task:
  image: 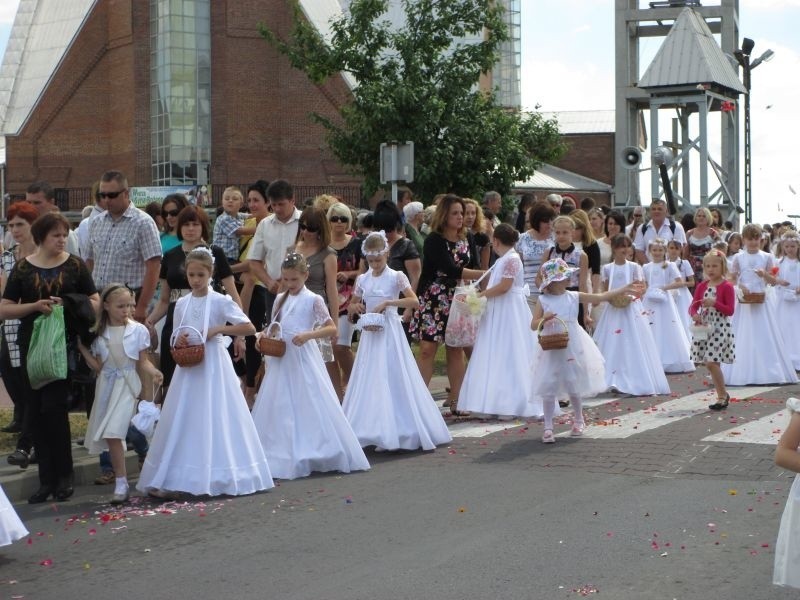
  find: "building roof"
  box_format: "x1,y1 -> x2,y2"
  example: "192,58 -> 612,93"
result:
515,163 -> 612,193
638,7 -> 746,95
538,110 -> 616,135
0,0 -> 96,136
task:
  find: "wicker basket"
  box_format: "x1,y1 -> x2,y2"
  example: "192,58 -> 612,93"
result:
740,291 -> 765,304
609,294 -> 633,309
538,317 -> 569,351
170,326 -> 205,367
258,322 -> 286,357
359,312 -> 385,332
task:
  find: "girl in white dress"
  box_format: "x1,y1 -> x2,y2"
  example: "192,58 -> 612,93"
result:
138,248 -> 273,498
531,258 -> 643,443
642,239 -> 694,373
667,239 -> 694,334
772,232 -> 800,370
0,484 -> 27,546
344,232 -> 451,450
774,396 -> 800,589
721,224 -> 797,385
592,234 -> 670,396
252,252 -> 369,479
458,225 -> 542,418
79,285 -> 163,504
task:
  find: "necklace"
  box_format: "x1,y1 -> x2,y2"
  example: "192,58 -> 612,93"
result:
189,294 -> 206,321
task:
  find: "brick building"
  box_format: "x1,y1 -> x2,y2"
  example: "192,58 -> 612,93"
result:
0,0 -> 360,203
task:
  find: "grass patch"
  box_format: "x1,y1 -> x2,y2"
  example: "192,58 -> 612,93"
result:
0,408 -> 88,454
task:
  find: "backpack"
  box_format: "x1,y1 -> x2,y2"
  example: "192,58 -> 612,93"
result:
640,218 -> 676,237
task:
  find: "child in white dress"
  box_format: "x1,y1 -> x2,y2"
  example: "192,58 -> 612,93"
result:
458,224 -> 543,418
252,252 -> 370,479
79,285 -> 163,504
774,396 -> 800,589
0,484 -> 27,546
667,239 -> 694,334
138,248 -> 273,498
722,224 -> 797,385
772,232 -> 800,370
343,232 -> 451,450
642,239 -> 694,373
531,258 -> 643,443
592,234 -> 670,396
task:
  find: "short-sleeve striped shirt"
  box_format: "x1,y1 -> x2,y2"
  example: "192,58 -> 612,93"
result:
0,247 -> 21,367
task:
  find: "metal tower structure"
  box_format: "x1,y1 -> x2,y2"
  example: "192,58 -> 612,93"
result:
614,0 -> 741,217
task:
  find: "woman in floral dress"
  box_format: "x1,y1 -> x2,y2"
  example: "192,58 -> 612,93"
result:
409,195 -> 484,415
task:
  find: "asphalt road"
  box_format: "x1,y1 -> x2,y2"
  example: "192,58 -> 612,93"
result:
1,370 -> 798,600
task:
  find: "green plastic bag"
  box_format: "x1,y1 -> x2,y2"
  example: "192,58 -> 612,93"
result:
26,305 -> 68,390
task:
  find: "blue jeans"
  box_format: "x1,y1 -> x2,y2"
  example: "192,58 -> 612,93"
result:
99,425 -> 148,473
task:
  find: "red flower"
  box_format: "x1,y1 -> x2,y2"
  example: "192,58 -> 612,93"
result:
770,266 -> 780,276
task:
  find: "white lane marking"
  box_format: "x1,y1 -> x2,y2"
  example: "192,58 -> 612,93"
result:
702,409 -> 789,445
558,387 -> 779,439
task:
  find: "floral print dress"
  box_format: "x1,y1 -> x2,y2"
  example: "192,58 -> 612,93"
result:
410,237 -> 473,344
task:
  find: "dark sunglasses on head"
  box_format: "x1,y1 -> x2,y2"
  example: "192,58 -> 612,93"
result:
299,223 -> 319,233
99,190 -> 126,199
163,209 -> 180,217
329,216 -> 349,224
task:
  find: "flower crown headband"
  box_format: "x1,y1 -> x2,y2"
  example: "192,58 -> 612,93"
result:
361,230 -> 389,257
187,246 -> 215,265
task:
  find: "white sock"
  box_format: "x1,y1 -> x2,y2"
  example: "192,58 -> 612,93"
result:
571,395 -> 584,426
114,477 -> 128,495
543,397 -> 555,431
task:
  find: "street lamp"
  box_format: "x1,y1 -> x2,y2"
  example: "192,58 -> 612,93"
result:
735,38 -> 775,224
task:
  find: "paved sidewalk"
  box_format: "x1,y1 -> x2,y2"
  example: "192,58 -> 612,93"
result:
0,375 -> 452,503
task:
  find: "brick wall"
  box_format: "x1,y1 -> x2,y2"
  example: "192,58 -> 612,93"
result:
556,133 -> 614,186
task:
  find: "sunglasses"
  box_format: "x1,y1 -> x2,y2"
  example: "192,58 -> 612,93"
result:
329,216 -> 349,224
299,223 -> 319,233
99,190 -> 126,199
163,209 -> 180,217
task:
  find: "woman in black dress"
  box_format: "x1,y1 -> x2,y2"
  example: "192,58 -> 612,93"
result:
409,195 -> 484,414
146,206 -> 240,390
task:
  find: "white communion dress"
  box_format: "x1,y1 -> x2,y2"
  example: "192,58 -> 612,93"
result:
771,257 -> 800,370
531,291 -> 606,400
641,261 -> 694,373
592,261 -> 670,396
669,258 -> 694,335
774,397 -> 800,589
137,291 -> 274,496
0,484 -> 27,547
721,251 -> 797,385
343,267 -> 451,450
85,322 -> 150,455
251,287 -> 370,480
458,249 -> 543,417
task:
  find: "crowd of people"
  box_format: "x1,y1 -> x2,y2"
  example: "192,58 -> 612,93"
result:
0,178 -> 799,589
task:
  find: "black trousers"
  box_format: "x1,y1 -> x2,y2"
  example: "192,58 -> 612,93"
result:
28,377 -> 73,487
0,351 -> 34,453
245,287 -> 275,387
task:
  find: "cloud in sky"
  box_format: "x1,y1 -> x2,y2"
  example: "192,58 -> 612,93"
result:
742,0 -> 800,9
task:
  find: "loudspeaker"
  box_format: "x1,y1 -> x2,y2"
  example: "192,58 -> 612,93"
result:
620,146 -> 642,170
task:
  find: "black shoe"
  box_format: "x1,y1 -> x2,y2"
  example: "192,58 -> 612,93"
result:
54,474 -> 74,501
28,486 -> 55,504
558,400 -> 570,408
709,393 -> 730,411
0,421 -> 21,433
7,449 -> 30,469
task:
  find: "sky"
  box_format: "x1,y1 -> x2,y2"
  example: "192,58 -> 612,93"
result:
1,0 -> 798,224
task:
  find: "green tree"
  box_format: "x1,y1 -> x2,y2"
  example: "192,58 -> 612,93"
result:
261,0 -> 565,202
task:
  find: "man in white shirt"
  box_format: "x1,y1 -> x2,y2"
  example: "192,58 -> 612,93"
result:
633,198 -> 687,264
247,179 -> 301,318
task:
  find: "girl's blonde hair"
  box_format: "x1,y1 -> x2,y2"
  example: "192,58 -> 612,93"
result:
462,197 -> 486,235
552,215 -> 575,230
185,247 -> 214,272
648,236 -> 668,253
282,251 -> 309,274
570,209 -> 596,246
778,230 -> 800,258
94,284 -> 134,334
702,249 -> 728,277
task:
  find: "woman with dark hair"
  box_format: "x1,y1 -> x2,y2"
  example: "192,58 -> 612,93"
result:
516,201 -> 556,312
293,207 -> 341,398
146,206 -> 241,389
1,202 -> 40,468
515,194 -> 537,233
599,211 -> 626,267
159,193 -> 190,253
409,194 -> 484,415
0,213 -> 99,503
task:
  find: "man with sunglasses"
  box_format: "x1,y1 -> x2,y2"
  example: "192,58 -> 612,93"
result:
247,179 -> 301,320
84,171 -> 162,323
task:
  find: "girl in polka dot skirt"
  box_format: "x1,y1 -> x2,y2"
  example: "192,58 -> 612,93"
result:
689,250 -> 735,410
